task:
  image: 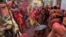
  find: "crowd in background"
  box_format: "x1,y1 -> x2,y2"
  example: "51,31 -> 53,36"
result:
0,0 -> 66,37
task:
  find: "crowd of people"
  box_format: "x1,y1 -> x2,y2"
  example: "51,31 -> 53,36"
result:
0,0 -> 66,37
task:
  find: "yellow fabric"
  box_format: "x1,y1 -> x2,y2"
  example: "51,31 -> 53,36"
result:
5,7 -> 9,13
4,16 -> 19,33
3,7 -> 18,33
30,18 -> 35,26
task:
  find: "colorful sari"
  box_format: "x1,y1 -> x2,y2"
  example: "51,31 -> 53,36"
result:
13,11 -> 26,33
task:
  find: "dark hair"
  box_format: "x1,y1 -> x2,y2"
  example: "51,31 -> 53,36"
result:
53,6 -> 57,9
57,7 -> 60,9
51,7 -> 53,9
56,15 -> 63,22
50,15 -> 63,25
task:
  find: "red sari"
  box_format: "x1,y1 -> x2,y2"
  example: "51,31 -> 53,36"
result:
29,8 -> 39,25
13,11 -> 26,32
33,9 -> 39,22
29,9 -> 39,21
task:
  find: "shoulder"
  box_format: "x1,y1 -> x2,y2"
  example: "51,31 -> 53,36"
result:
52,22 -> 61,30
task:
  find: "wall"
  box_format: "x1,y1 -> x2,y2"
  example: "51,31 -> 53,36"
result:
52,0 -> 57,6
61,0 -> 66,10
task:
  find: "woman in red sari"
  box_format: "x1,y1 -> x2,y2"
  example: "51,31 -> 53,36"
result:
29,8 -> 39,26
12,10 -> 26,33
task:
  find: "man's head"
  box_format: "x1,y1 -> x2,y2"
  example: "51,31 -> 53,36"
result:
53,6 -> 57,9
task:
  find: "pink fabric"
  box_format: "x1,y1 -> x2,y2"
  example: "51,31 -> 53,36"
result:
29,8 -> 39,22
14,12 -> 25,27
1,8 -> 8,16
0,1 -> 12,16
20,33 -> 28,37
22,2 -> 28,12
29,11 -> 35,19
7,1 -> 12,7
29,8 -> 39,18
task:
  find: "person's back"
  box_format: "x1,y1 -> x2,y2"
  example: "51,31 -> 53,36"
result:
47,19 -> 66,37
48,22 -> 66,37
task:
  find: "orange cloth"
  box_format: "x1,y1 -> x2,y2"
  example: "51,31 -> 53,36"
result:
1,7 -> 9,16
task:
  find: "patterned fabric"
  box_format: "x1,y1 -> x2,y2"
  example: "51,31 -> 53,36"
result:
13,12 -> 25,27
